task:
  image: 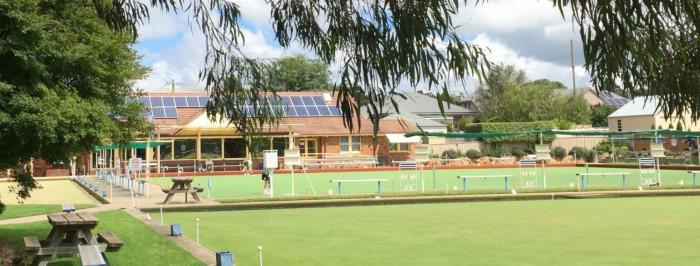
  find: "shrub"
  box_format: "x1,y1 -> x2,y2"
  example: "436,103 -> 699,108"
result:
569,146 -> 587,156
553,119 -> 573,130
441,149 -> 460,159
465,149 -> 482,160
511,147 -> 526,159
550,146 -> 567,160
583,149 -> 597,162
595,140 -> 614,154
460,121 -> 556,143
456,117 -> 474,132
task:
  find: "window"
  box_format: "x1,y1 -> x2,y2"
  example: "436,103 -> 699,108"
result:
201,139 -> 222,159
249,137 -> 271,158
272,138 -> 288,156
340,136 -> 362,152
174,139 -> 196,159
159,142 -> 173,160
135,149 -> 146,160
617,120 -> 622,132
224,138 -> 246,158
389,143 -> 410,152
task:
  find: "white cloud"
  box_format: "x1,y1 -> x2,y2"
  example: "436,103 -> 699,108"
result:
472,34 -> 590,88
454,0 -> 566,34
231,0 -> 272,28
137,10 -> 183,40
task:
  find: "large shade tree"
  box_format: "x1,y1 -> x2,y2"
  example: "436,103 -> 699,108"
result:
0,0 -> 148,212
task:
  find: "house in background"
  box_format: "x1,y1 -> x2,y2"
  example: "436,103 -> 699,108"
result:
380,92 -> 478,127
578,87 -> 630,107
381,113 -> 448,144
607,96 -> 700,132
608,96 -> 700,151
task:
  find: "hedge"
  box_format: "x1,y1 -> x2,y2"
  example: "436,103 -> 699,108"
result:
463,121 -> 556,143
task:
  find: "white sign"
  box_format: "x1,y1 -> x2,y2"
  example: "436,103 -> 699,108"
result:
414,146 -> 430,163
671,138 -> 678,147
284,149 -> 301,167
129,157 -> 142,171
263,150 -> 278,169
535,144 -> 552,161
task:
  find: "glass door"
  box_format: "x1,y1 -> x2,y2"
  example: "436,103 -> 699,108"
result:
297,138 -> 318,158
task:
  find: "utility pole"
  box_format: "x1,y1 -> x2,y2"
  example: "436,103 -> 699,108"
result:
570,19 -> 577,93
168,79 -> 177,93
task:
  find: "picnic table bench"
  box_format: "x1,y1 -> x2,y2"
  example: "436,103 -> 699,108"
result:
576,172 -> 631,190
62,203 -> 76,213
23,212 -> 123,266
456,175 -> 513,192
329,179 -> 389,195
162,177 -> 202,204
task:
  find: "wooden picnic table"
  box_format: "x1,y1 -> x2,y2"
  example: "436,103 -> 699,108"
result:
25,212 -> 123,266
162,177 -> 202,204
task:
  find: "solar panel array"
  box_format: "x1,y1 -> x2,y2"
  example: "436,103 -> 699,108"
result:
139,95 -> 341,119
599,92 -> 630,107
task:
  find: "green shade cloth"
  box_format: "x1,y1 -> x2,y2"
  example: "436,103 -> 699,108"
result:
95,140 -> 170,150
405,129 -> 700,139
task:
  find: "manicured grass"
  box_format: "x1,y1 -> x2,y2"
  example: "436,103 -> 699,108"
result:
0,210 -> 204,265
150,167 -> 698,200
162,196 -> 700,265
0,180 -> 98,205
0,204 -> 95,220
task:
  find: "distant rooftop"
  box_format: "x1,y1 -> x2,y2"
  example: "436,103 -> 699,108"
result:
383,92 -> 476,115
608,96 -> 659,118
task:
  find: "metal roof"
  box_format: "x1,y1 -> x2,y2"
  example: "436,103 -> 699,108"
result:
608,96 -> 659,118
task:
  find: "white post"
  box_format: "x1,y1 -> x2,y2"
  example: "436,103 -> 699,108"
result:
291,168 -> 295,197
160,205 -> 164,225
196,218 -> 200,247
258,245 -> 263,266
270,170 -> 274,198
542,160 -> 547,190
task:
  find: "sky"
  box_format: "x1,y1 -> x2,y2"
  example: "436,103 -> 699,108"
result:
133,0 -> 591,96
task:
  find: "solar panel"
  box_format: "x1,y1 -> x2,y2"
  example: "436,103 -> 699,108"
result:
163,107 -> 178,118
138,97 -> 150,105
174,97 -> 187,106
186,97 -> 199,107
281,96 -> 293,105
306,105 -> 320,116
317,106 -> 331,115
312,96 -> 326,105
150,97 -> 163,107
291,96 -> 304,105
294,106 -> 308,116
329,106 -> 342,115
162,97 -> 175,106
198,96 -> 209,106
302,96 -> 315,105
152,106 -> 166,118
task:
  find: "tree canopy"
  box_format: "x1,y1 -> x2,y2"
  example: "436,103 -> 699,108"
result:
0,0 -> 148,210
269,55 -> 331,91
476,64 -> 590,124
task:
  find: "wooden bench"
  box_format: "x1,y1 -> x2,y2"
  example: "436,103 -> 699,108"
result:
77,244 -> 107,266
23,236 -> 41,252
576,172 -> 631,191
457,175 -> 513,192
62,203 -> 76,213
98,232 -> 124,252
329,179 -> 389,195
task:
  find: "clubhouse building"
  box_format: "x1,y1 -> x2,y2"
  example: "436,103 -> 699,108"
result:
101,91 -> 419,174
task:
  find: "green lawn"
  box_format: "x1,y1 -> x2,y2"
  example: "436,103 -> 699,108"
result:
150,167 -> 698,200
0,210 -> 204,265
0,204 -> 95,221
161,196 -> 700,266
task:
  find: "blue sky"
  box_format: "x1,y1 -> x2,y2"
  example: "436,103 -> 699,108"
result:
133,0 -> 591,95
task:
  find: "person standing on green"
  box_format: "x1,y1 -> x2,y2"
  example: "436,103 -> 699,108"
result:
262,169 -> 271,195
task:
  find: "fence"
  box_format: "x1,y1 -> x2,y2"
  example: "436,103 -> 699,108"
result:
427,136 -> 607,156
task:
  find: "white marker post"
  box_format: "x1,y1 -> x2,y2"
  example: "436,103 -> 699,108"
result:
159,205 -> 164,225
258,245 -> 263,266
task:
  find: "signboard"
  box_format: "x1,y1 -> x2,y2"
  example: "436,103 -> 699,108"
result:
650,143 -> 666,158
535,144 -> 551,161
129,157 -> 142,171
263,150 -> 278,169
414,146 -> 430,163
671,138 -> 678,147
284,149 -> 301,167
